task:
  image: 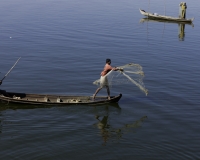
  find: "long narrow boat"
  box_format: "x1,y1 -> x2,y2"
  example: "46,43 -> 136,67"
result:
0,90 -> 122,105
139,9 -> 194,23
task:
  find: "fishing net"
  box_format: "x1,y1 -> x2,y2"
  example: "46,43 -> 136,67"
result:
93,63 -> 148,95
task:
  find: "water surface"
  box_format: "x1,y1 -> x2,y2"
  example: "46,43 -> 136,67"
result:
0,0 -> 200,159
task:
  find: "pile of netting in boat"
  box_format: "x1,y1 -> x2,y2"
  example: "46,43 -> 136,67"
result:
93,63 -> 148,95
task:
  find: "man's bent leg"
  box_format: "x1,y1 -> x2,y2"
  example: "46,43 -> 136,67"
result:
93,87 -> 103,100
106,86 -> 110,100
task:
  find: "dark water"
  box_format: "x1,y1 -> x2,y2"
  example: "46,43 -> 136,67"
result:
0,0 -> 200,159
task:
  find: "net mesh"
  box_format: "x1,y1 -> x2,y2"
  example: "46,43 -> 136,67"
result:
93,63 -> 148,95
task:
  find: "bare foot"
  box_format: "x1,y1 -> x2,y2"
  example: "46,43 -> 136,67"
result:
108,96 -> 111,100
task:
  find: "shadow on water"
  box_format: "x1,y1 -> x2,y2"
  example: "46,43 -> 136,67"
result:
94,107 -> 148,145
0,102 -> 122,134
0,101 -> 122,111
140,18 -> 194,41
0,102 -> 147,146
0,112 -> 2,134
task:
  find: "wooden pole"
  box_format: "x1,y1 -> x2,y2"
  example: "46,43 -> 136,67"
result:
1,57 -> 21,81
164,0 -> 166,15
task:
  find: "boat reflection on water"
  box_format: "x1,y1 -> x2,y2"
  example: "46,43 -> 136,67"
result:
178,23 -> 185,41
0,110 -> 2,134
0,101 -> 122,110
0,102 -> 147,145
94,112 -> 148,145
140,18 -> 194,41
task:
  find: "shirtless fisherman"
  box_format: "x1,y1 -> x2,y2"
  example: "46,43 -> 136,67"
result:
0,80 -> 2,85
93,59 -> 122,100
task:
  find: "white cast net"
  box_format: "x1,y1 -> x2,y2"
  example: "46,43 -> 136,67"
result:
93,63 -> 148,95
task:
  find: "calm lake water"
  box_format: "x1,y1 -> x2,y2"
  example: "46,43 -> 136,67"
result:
0,0 -> 200,159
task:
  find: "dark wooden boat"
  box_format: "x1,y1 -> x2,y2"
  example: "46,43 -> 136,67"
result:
0,90 -> 122,105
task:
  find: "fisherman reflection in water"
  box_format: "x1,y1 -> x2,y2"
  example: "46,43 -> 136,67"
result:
93,59 -> 122,100
95,115 -> 110,145
95,115 -> 148,145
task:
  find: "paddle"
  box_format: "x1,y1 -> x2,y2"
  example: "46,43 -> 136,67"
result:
1,57 -> 21,83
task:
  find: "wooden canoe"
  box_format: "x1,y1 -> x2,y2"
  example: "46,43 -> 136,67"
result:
139,9 -> 194,23
0,90 -> 122,105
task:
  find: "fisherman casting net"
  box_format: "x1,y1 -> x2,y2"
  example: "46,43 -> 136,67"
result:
93,63 -> 148,95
